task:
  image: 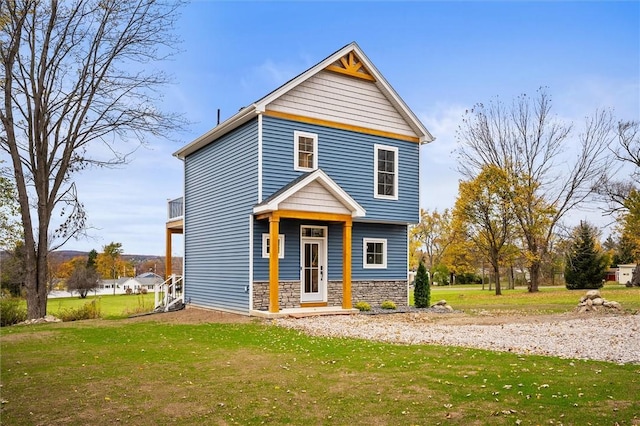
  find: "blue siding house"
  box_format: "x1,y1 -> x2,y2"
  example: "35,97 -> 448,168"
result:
171,42 -> 434,316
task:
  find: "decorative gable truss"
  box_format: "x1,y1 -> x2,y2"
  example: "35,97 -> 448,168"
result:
325,51 -> 376,82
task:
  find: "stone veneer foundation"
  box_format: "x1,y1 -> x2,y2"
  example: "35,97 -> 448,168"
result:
252,280 -> 408,311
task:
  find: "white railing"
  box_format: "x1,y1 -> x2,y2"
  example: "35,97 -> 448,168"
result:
167,197 -> 183,221
154,274 -> 184,312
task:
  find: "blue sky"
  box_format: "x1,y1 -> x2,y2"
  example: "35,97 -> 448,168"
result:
64,1 -> 638,256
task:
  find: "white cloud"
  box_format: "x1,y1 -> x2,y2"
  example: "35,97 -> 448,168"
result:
417,104 -> 468,212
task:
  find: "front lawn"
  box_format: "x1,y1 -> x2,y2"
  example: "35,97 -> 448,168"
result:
1,317 -> 638,425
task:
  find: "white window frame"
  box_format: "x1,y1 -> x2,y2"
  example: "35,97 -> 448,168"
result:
294,131 -> 318,172
262,234 -> 285,259
363,238 -> 387,269
374,144 -> 398,200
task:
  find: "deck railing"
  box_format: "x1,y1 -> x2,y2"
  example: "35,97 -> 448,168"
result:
167,197 -> 183,221
154,274 -> 184,312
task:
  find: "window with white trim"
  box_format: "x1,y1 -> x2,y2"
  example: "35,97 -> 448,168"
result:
262,234 -> 285,259
374,144 -> 398,200
294,131 -> 318,171
363,238 -> 387,269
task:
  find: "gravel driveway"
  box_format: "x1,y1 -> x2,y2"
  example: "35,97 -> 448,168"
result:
276,312 -> 640,364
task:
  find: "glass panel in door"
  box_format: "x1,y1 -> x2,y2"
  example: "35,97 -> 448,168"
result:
304,242 -> 319,295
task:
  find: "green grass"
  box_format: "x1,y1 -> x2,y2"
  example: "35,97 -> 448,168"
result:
45,293 -> 156,319
1,319 -> 639,425
416,284 -> 640,314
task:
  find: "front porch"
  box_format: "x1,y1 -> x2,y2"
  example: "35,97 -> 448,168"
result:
253,169 -> 367,314
250,305 -> 358,319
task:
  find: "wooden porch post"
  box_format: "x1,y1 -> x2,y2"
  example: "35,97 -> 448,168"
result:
342,218 -> 352,309
269,213 -> 280,313
165,228 -> 172,279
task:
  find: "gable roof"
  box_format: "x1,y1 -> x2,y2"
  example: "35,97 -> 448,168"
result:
174,42 -> 434,159
253,169 -> 366,218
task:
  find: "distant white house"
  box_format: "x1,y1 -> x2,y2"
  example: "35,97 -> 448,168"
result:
122,272 -> 164,293
98,277 -> 129,291
617,264 -> 637,285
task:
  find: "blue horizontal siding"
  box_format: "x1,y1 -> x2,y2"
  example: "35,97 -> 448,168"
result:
261,115 -> 419,223
253,220 -> 344,281
184,119 -> 258,313
253,219 -> 301,281
352,222 -> 408,280
253,220 -> 407,281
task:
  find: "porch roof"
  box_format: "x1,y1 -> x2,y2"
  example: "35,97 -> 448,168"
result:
253,169 -> 366,218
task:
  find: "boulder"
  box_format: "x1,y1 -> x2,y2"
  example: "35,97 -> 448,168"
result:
585,290 -> 601,300
575,291 -> 621,313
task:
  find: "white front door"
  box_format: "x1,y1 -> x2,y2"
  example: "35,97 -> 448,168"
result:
300,226 -> 327,303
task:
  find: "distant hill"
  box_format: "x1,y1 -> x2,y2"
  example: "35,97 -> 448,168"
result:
48,250 -> 167,263
0,250 -> 168,262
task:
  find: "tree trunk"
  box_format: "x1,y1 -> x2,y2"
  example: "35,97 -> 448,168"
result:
25,250 -> 48,319
528,261 -> 541,292
631,266 -> 640,287
492,262 -> 502,295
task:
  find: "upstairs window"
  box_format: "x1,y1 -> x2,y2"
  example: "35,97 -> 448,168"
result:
294,131 -> 318,171
374,144 -> 398,200
363,238 -> 387,269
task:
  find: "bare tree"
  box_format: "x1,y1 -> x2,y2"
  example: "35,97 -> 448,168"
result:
598,121 -> 640,214
66,263 -> 99,298
0,0 -> 185,319
456,89 -> 614,292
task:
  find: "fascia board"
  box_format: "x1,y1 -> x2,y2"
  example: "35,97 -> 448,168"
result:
257,42 -> 434,144
173,105 -> 259,159
254,44 -> 358,111
356,48 -> 435,143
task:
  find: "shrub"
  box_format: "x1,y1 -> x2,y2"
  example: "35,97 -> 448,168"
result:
56,299 -> 101,322
123,294 -> 154,315
456,272 -> 482,284
125,288 -> 133,295
414,261 -> 430,308
380,300 -> 396,310
354,301 -> 371,311
0,297 -> 27,326
140,287 -> 148,294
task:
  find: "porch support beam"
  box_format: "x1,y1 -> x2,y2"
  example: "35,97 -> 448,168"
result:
276,209 -> 352,222
342,218 -> 352,309
166,228 -> 172,278
165,227 -> 184,279
269,213 -> 280,313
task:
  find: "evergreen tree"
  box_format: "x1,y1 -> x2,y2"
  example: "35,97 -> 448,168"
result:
87,250 -> 98,270
565,222 -> 607,289
414,261 -> 431,308
612,233 -> 637,266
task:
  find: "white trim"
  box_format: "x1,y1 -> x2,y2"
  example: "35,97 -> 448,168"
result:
406,224 -> 410,305
293,131 -> 318,172
363,237 -> 387,269
249,215 -> 254,310
300,225 -> 328,303
173,43 -> 434,159
258,114 -> 263,201
254,43 -> 434,143
253,169 -> 366,217
262,234 -> 285,259
373,144 -> 398,200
